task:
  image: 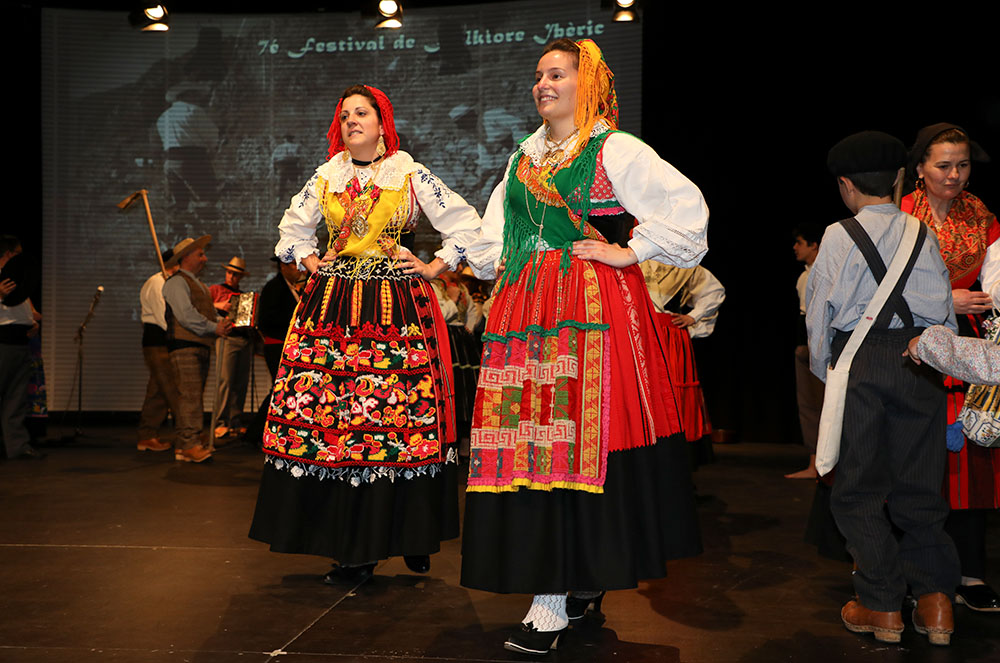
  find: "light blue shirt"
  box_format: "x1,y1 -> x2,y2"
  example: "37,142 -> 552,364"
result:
162,269 -> 218,338
806,204 -> 957,380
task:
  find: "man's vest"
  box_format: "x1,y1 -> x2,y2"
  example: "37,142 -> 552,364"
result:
166,270 -> 216,348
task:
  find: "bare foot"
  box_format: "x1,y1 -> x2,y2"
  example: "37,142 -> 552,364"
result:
785,467 -> 818,479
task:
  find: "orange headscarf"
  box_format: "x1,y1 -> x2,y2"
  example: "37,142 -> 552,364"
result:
570,39 -> 619,156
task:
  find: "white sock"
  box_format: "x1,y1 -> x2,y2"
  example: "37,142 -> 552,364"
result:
961,576 -> 985,586
522,593 -> 568,632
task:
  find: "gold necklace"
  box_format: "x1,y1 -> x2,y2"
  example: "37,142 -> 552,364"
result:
542,127 -> 579,166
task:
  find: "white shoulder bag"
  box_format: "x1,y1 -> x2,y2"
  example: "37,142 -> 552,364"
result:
815,216 -> 922,476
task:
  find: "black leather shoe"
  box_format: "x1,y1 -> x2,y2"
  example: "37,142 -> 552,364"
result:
404,555 -> 430,574
503,622 -> 566,655
14,446 -> 47,460
567,591 -> 605,622
955,584 -> 1000,612
323,562 -> 375,586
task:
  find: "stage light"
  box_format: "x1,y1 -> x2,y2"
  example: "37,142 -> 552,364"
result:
601,0 -> 638,22
128,4 -> 169,32
375,0 -> 402,29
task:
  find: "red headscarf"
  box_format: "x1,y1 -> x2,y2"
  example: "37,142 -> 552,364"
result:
325,85 -> 399,160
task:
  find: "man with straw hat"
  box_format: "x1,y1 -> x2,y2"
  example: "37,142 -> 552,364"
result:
163,236 -> 232,463
209,256 -> 253,440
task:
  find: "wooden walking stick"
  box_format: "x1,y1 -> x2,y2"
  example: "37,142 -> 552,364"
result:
118,189 -> 167,278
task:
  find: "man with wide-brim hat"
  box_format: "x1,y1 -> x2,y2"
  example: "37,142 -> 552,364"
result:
162,235 -> 231,462
209,255 -> 253,440
137,247 -> 181,454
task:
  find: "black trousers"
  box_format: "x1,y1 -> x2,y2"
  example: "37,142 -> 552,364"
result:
830,328 -> 960,611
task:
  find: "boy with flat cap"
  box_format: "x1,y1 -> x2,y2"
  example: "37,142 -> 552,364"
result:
806,131 -> 961,645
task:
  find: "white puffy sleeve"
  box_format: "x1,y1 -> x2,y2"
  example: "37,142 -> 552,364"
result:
275,168 -> 322,267
978,241 -> 1000,305
602,132 -> 709,268
684,266 -> 726,338
410,167 -> 483,270
464,154 -> 515,281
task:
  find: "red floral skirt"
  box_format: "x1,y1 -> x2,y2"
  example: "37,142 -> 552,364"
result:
262,259 -> 456,482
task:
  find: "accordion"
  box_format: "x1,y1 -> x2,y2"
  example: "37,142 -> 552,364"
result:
228,292 -> 259,328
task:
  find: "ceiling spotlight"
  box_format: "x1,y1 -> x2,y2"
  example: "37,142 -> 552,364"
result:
129,4 -> 169,32
615,0 -> 635,6
375,1 -> 402,29
613,9 -> 636,21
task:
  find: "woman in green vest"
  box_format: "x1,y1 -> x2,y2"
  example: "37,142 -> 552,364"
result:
460,39 -> 708,654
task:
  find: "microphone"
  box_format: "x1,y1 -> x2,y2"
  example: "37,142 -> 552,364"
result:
88,285 -> 104,314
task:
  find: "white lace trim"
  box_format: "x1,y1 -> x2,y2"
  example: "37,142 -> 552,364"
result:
520,119 -> 611,167
318,150 -> 420,192
265,447 -> 458,486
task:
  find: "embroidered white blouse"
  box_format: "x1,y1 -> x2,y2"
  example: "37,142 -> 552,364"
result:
275,150 -> 482,270
467,123 -> 710,281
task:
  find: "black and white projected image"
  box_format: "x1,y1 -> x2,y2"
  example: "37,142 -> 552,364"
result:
41,1 -> 642,411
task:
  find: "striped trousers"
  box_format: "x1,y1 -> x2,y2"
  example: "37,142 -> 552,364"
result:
830,328 -> 960,611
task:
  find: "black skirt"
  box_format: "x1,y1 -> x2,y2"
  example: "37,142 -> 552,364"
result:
249,460 -> 459,565
460,433 -> 702,594
445,324 -> 481,425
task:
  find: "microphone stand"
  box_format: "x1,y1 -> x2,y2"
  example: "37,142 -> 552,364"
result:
65,287 -> 103,439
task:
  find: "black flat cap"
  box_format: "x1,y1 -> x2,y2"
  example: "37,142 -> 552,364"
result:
828,131 -> 907,176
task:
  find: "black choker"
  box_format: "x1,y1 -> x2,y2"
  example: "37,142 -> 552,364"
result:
351,155 -> 383,167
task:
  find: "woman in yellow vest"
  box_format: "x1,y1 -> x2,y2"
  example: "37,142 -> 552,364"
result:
249,84 -> 482,584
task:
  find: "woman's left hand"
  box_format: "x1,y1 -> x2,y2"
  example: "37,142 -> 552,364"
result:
571,240 -> 638,268
396,247 -> 447,281
671,313 -> 695,328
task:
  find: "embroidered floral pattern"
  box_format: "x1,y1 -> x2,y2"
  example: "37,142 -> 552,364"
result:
415,169 -> 452,209
265,321 -> 445,469
266,448 -> 458,486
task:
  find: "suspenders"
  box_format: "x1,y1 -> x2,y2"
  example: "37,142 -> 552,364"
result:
839,216 -> 928,329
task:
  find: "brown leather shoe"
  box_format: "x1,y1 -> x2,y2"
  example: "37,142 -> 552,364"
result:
175,445 -> 213,463
913,592 -> 953,646
841,599 -> 903,643
137,438 -> 172,452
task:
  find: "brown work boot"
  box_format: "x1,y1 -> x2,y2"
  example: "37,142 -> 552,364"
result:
175,444 -> 213,463
913,592 -> 953,646
841,599 -> 903,643
137,438 -> 172,452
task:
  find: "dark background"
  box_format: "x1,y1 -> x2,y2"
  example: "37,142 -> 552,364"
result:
11,1 -> 1000,445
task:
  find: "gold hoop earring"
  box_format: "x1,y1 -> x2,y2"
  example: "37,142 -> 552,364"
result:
915,177 -> 925,190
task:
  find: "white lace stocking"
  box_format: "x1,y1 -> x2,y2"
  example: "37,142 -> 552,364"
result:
521,593 -> 568,632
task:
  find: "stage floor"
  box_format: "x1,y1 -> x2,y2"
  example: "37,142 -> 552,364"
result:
1,426 -> 997,662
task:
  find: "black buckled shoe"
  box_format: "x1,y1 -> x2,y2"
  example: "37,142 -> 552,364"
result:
404,555 -> 430,574
503,622 -> 566,655
567,591 -> 606,624
323,562 -> 375,586
955,584 -> 1000,612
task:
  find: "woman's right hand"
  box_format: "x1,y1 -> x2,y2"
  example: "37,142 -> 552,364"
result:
953,289 -> 992,315
301,254 -> 321,274
301,250 -> 338,275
